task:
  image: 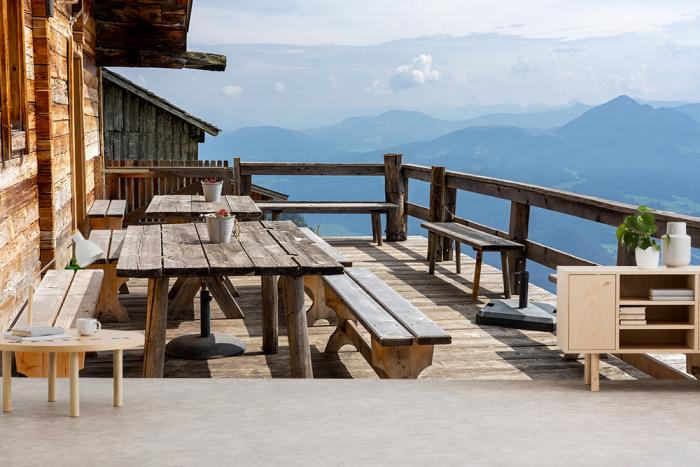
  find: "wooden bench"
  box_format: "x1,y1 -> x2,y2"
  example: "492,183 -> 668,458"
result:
9,269 -> 103,377
256,201 -> 398,246
322,267 -> 451,378
87,200 -> 127,230
422,222 -> 524,303
87,230 -> 129,323
299,227 -> 352,325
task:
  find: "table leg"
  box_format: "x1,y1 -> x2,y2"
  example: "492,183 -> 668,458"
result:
70,352 -> 80,417
114,349 -> 123,407
500,251 -> 512,299
143,277 -> 169,378
2,351 -> 11,412
584,354 -> 591,385
48,352 -> 57,402
261,275 -> 279,354
282,276 -> 313,378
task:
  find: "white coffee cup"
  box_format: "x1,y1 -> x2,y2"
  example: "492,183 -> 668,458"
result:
77,318 -> 101,336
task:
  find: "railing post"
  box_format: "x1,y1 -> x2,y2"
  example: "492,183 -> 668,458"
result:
508,201 -> 530,294
616,240 -> 635,266
442,186 -> 457,260
428,166 -> 446,261
233,157 -> 251,196
384,153 -> 406,241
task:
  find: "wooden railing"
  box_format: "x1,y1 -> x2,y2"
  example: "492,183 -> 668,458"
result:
104,159 -> 232,223
234,155 -> 700,290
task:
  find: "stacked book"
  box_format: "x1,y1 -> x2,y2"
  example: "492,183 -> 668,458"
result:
2,325 -> 70,342
619,306 -> 647,326
649,288 -> 694,301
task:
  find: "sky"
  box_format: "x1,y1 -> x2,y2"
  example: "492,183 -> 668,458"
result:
114,1 -> 700,129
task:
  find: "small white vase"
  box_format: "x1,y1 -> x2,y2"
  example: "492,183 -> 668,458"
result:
202,181 -> 222,202
662,222 -> 691,268
206,215 -> 236,243
635,247 -> 660,270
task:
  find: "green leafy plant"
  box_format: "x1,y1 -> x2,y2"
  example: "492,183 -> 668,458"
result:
616,205 -> 660,251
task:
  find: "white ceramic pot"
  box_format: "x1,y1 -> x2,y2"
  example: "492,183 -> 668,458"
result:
202,181 -> 222,202
662,222 -> 691,268
635,247 -> 660,270
206,215 -> 236,243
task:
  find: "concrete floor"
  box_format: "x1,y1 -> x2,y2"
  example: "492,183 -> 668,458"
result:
1,379 -> 698,466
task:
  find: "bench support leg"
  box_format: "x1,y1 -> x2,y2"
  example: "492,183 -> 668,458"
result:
282,276 -> 313,378
372,340 -> 435,379
471,250 -> 483,303
143,278 -> 169,378
261,275 -> 279,354
500,251 -> 512,299
304,275 -> 336,326
371,212 -> 383,246
91,262 -> 129,323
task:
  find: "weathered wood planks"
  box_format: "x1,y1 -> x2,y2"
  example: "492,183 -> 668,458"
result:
145,194 -> 262,220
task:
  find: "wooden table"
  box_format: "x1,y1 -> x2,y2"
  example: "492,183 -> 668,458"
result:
145,195 -> 262,221
116,221 -> 344,378
1,330 -> 143,417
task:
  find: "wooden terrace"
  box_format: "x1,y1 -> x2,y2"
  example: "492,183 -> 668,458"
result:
81,236 -> 658,381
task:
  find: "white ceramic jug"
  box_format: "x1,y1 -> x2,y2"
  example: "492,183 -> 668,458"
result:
662,222 -> 691,268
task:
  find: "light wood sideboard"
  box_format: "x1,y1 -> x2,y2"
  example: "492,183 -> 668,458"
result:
557,266 -> 700,391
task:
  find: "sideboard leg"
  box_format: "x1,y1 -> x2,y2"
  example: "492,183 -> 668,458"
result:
584,353 -> 591,385
590,353 -> 600,392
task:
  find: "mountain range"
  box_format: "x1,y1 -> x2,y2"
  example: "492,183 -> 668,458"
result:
199,96 -> 700,290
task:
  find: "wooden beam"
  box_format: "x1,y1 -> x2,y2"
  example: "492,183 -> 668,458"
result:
184,52 -> 226,71
614,354 -> 695,381
508,202 -> 530,293
428,166 -> 446,261
239,162 -> 386,177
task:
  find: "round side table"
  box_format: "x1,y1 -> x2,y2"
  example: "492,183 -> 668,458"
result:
0,330 -> 143,417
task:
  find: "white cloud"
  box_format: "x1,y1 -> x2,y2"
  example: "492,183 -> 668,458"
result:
190,0 -> 700,46
614,64 -> 653,94
390,54 -> 441,91
366,80 -> 391,95
222,84 -> 243,97
273,81 -> 287,93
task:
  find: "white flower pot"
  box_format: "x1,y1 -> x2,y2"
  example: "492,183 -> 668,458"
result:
635,247 -> 660,270
206,215 -> 236,243
662,222 -> 691,268
202,181 -> 222,202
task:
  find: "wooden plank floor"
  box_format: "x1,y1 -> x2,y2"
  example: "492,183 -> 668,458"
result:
84,236 -> 651,380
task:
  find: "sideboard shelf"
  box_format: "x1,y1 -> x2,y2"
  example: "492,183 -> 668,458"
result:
557,266 -> 700,391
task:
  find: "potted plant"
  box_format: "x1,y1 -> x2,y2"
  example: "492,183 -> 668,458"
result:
206,209 -> 236,243
616,205 -> 661,269
202,177 -> 222,202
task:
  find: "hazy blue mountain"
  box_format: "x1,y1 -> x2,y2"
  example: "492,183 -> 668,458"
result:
199,126 -> 343,162
304,110 -> 464,152
673,103 -> 700,125
458,103 -> 592,130
302,104 -> 591,153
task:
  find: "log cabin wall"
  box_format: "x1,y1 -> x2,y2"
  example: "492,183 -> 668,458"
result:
0,0 -> 103,329
101,71 -> 218,161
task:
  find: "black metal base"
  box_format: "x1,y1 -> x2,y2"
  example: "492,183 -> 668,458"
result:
165,333 -> 246,360
477,298 -> 557,332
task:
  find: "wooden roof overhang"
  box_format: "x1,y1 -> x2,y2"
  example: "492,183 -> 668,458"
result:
94,0 -> 226,71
